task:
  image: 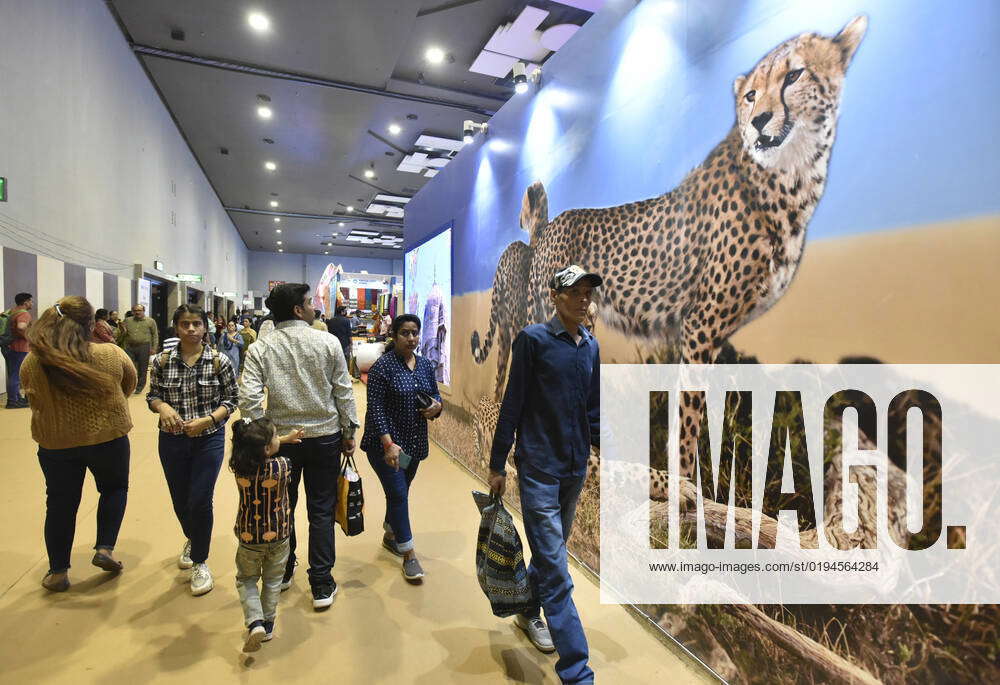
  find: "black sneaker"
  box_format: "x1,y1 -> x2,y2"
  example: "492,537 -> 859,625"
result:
243,620 -> 266,653
262,620 -> 274,642
311,581 -> 338,610
280,561 -> 296,592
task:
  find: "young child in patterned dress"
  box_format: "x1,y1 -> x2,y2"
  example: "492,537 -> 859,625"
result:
230,417 -> 304,652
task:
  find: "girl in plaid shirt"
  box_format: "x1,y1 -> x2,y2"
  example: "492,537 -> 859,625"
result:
147,304 -> 239,597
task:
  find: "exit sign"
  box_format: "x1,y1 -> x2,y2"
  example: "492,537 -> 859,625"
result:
0,177 -> 6,202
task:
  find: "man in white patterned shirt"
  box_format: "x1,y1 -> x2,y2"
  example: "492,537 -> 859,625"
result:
239,283 -> 359,610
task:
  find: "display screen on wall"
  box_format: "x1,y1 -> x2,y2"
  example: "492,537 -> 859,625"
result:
404,225 -> 451,385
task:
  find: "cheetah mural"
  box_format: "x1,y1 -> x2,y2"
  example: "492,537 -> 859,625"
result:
472,17 -> 868,480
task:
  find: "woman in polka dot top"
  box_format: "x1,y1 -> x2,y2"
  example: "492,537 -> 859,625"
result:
360,314 -> 442,581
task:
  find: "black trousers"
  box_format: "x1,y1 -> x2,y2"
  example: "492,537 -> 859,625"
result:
281,433 -> 342,587
38,436 -> 130,573
125,343 -> 151,392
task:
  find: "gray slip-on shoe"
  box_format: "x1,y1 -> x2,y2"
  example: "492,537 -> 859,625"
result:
515,614 -> 555,653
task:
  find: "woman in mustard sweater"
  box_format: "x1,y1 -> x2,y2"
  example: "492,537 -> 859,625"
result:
22,296 -> 137,592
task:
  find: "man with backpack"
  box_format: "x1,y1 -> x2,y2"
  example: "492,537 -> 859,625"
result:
2,293 -> 34,409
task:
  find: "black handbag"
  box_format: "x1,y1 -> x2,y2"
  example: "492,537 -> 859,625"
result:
336,454 -> 364,536
415,389 -> 435,411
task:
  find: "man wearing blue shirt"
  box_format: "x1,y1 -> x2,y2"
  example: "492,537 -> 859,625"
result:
489,265 -> 601,685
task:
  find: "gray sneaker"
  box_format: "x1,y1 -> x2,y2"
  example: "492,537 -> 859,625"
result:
515,614 -> 555,653
402,557 -> 425,581
382,534 -> 404,557
190,563 -> 214,596
177,540 -> 193,570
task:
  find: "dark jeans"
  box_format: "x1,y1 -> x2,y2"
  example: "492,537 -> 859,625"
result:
158,429 -> 225,564
366,448 -> 420,552
125,343 -> 151,393
37,436 -> 130,574
282,434 -> 342,587
518,465 -> 593,684
4,348 -> 27,402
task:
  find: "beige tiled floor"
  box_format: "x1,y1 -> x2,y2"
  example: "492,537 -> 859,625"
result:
0,381 -> 712,684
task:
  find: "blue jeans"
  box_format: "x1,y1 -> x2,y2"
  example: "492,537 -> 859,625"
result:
235,538 -> 290,626
37,436 -> 130,573
281,434 -> 342,587
4,348 -> 26,402
158,429 -> 225,564
366,449 -> 420,552
518,465 -> 593,684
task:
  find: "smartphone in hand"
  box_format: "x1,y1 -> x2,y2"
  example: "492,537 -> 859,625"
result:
397,449 -> 412,470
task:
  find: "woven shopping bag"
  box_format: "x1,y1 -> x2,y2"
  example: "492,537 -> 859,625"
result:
472,491 -> 537,617
336,454 -> 365,536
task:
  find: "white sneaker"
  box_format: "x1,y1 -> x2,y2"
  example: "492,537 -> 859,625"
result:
515,614 -> 555,653
177,540 -> 193,570
190,563 -> 214,596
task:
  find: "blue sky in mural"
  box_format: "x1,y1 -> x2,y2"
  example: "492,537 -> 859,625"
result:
404,226 -> 452,385
405,0 -> 1000,295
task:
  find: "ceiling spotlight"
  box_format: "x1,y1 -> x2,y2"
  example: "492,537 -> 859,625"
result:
273,217 -> 281,223
276,240 -> 282,245
513,61 -> 529,94
338,222 -> 345,227
270,200 -> 278,207
364,168 -> 375,179
346,206 -> 354,213
278,248 -> 283,252
425,46 -> 445,64
264,161 -> 276,171
388,123 -> 402,135
276,229 -> 282,233
324,251 -> 329,255
248,12 -> 270,32
463,120 -> 488,145
257,106 -> 273,119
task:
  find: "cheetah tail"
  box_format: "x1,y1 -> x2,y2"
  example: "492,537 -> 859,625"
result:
470,308 -> 497,365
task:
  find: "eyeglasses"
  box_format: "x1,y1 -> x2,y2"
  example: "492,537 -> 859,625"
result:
396,329 -> 420,338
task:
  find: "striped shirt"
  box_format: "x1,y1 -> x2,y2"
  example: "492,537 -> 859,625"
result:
234,456 -> 291,544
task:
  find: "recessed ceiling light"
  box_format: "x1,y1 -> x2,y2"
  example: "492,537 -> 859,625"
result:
338,222 -> 345,227
388,123 -> 401,135
364,169 -> 375,178
264,161 -> 277,171
274,217 -> 281,223
324,251 -> 329,255
346,206 -> 354,212
248,12 -> 270,32
276,229 -> 282,233
257,106 -> 272,119
276,240 -> 282,245
270,200 -> 278,207
425,46 -> 445,64
278,248 -> 283,252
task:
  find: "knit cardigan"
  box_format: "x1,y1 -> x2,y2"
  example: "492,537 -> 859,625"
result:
21,343 -> 137,449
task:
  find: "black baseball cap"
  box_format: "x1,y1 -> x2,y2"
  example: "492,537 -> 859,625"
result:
550,265 -> 603,290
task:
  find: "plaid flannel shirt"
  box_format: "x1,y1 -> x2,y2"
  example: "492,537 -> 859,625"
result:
147,346 -> 239,435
